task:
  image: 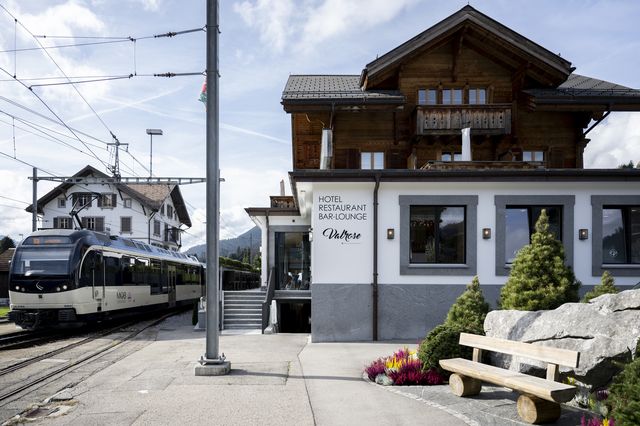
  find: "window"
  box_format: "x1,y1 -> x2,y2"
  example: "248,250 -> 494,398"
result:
98,194 -> 116,208
400,195 -> 478,275
121,217 -> 132,233
153,220 -> 161,236
73,193 -> 92,208
167,205 -> 174,218
361,152 -> 384,169
468,88 -> 487,105
53,216 -> 72,229
441,151 -> 462,162
410,206 -> 465,264
504,206 -> 562,263
57,198 -> 66,208
160,204 -> 165,215
274,232 -> 311,290
418,88 -> 438,105
495,195 -> 574,276
523,151 -> 544,162
602,206 -> 640,264
123,198 -> 132,208
82,217 -> 105,232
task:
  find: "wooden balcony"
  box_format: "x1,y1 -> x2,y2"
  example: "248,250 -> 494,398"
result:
416,104 -> 512,136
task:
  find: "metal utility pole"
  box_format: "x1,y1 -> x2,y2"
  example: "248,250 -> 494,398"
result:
107,135 -> 128,178
146,128 -> 163,178
196,0 -> 230,375
32,168 -> 37,232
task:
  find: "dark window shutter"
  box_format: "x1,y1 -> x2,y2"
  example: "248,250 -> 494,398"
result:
96,217 -> 105,232
112,194 -> 117,207
72,194 -> 78,205
97,195 -> 102,207
88,194 -> 92,207
53,217 -> 59,229
347,149 -> 360,169
81,217 -> 88,229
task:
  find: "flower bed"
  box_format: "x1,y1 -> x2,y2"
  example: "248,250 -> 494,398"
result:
365,347 -> 444,386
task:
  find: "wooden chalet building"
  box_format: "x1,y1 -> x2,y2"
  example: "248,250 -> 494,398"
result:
26,165 -> 191,251
247,6 -> 640,341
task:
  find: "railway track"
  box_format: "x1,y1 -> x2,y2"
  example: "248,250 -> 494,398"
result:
0,330 -> 60,350
0,311 -> 178,406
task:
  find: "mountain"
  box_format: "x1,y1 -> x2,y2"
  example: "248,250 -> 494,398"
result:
185,226 -> 261,260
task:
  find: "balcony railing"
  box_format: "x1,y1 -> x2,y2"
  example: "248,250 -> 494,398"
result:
416,104 -> 512,136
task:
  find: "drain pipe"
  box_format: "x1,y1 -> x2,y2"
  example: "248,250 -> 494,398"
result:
265,210 -> 270,288
372,174 -> 381,341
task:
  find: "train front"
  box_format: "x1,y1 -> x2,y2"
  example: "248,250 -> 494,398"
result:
8,231 -> 82,329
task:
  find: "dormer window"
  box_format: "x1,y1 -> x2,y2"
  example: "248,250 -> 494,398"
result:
418,87 -> 488,105
468,88 -> 487,105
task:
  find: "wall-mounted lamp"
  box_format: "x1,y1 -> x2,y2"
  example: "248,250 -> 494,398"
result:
482,228 -> 492,240
579,229 -> 589,240
387,228 -> 395,240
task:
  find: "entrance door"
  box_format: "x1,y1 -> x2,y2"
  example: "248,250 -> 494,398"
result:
89,252 -> 105,301
274,232 -> 311,290
167,265 -> 177,307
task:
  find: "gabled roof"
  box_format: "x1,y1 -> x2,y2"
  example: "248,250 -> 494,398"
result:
282,75 -> 404,111
26,165 -> 191,227
361,5 -> 573,88
523,74 -> 640,111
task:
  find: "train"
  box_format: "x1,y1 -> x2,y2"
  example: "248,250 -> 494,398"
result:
8,229 -> 204,329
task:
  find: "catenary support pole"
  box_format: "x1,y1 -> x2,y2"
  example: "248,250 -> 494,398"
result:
196,0 -> 230,375
32,167 -> 37,232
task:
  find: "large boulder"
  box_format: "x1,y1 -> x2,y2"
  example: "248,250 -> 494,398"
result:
484,289 -> 640,389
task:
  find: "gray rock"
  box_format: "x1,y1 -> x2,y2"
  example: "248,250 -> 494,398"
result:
484,289 -> 640,389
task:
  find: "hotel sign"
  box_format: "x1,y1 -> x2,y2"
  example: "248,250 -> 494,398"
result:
317,194 -> 367,243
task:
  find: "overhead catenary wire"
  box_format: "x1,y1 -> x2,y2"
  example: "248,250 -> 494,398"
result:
0,150 -> 59,176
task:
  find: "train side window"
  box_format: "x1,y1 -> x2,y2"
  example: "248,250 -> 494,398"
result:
104,256 -> 120,286
133,258 -> 148,285
79,251 -> 104,287
122,256 -> 134,284
149,260 -> 162,294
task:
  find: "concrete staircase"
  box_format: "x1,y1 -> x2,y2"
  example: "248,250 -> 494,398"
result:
222,290 -> 264,330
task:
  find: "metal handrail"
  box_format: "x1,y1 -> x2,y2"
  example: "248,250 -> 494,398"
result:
261,268 -> 276,332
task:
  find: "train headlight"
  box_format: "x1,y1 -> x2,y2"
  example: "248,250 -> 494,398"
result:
56,287 -> 61,292
62,285 -> 68,290
20,287 -> 25,292
15,286 -> 19,291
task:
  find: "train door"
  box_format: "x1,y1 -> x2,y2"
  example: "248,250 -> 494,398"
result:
91,252 -> 105,302
167,264 -> 176,307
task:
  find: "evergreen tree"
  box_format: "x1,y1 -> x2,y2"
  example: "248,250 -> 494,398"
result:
582,270 -> 619,303
499,209 -> 580,311
0,236 -> 15,253
609,357 -> 640,426
445,276 -> 489,334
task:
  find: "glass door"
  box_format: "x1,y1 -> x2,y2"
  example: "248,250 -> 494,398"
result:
274,232 -> 310,290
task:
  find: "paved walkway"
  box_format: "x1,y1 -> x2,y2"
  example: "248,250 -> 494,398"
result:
11,313 -> 586,425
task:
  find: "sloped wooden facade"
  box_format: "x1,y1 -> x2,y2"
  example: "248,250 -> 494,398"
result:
282,6 -> 640,171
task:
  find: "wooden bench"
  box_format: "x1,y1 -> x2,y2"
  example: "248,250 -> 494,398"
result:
439,333 -> 580,424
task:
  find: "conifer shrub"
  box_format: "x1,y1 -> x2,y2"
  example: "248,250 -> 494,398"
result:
582,271 -> 619,303
499,209 -> 580,311
445,275 -> 490,334
418,324 -> 471,375
609,357 -> 640,425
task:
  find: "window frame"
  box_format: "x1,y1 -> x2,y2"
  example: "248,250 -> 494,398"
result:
57,198 -> 66,208
495,195 -> 574,276
399,195 -> 477,275
503,205 -> 563,264
120,216 -> 132,234
123,198 -> 132,208
591,195 -> 640,276
409,205 -> 467,265
361,151 -> 384,170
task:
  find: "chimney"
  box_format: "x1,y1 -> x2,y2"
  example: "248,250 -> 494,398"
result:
320,128 -> 333,169
461,127 -> 471,161
279,180 -> 285,196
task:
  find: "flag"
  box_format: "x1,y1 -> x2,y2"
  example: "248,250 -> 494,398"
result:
198,77 -> 207,105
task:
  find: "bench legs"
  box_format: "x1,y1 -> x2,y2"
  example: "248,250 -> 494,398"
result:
516,395 -> 561,424
449,373 -> 481,397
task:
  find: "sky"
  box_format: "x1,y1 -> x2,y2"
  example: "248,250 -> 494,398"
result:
0,0 -> 639,250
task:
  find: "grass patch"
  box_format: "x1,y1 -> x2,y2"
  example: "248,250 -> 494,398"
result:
0,307 -> 10,317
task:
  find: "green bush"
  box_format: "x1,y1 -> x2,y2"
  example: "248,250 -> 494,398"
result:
499,209 -> 580,311
582,271 -> 619,303
445,276 -> 489,334
418,324 -> 471,375
609,357 -> 640,425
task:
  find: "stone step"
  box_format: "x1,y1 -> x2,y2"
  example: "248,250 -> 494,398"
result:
223,324 -> 262,330
224,296 -> 264,302
224,313 -> 261,320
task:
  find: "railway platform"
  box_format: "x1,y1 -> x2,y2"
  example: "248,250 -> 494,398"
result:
6,313 -> 586,425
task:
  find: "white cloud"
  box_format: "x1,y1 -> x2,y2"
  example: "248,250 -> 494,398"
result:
233,0 -> 419,54
137,0 -> 161,12
584,113 -> 640,168
233,0 -> 295,53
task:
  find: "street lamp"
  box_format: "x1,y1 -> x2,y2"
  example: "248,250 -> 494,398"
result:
146,129 -> 163,178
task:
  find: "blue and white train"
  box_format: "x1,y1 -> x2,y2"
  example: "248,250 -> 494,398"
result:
9,229 -> 204,329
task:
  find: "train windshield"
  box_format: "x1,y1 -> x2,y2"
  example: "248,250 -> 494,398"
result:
12,247 -> 73,276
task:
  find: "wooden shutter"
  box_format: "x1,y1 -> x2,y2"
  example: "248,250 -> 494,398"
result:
81,217 -> 88,229
111,194 -> 117,207
97,195 -> 103,207
53,217 -> 59,229
96,217 -> 105,232
72,194 -> 78,206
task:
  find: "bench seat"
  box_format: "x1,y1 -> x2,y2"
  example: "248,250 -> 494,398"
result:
439,358 -> 576,403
